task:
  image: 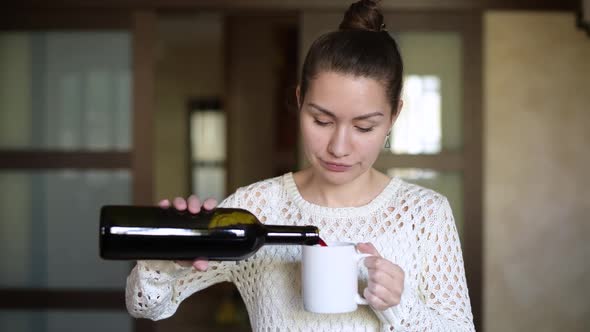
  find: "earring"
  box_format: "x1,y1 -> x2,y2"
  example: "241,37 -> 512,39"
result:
384,132 -> 391,149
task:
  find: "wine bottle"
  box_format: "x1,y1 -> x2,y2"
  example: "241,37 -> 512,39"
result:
99,205 -> 320,261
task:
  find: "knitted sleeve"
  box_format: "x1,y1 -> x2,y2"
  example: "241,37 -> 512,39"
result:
124,193 -> 239,320
374,197 -> 475,331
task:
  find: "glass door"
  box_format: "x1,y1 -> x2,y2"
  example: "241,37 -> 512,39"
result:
0,11 -> 155,332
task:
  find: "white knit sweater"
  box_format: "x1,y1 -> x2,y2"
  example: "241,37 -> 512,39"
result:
126,173 -> 475,331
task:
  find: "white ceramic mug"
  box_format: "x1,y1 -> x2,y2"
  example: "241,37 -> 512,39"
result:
302,242 -> 372,314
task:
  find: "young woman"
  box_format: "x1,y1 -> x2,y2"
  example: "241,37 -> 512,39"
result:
126,1 -> 475,330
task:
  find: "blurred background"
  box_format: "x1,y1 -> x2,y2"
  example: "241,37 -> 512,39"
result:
0,1 -> 588,332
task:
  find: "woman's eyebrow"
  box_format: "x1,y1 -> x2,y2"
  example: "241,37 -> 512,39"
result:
353,112 -> 384,121
308,103 -> 336,117
308,103 -> 384,120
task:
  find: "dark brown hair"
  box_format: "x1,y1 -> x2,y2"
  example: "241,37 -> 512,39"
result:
299,0 -> 403,116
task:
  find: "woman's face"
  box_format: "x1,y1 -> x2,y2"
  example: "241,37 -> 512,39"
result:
298,71 -> 396,185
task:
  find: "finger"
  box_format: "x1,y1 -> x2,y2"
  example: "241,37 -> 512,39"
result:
363,287 -> 391,311
365,265 -> 404,307
187,195 -> 201,214
364,258 -> 404,280
174,260 -> 192,267
192,259 -> 209,271
202,198 -> 218,211
356,242 -> 382,257
367,263 -> 398,285
173,197 -> 187,211
367,275 -> 401,306
158,199 -> 170,208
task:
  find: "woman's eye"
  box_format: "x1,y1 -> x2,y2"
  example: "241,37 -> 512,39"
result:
356,126 -> 374,133
314,119 -> 330,126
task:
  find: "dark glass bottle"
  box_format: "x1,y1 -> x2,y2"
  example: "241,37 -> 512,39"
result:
99,205 -> 320,261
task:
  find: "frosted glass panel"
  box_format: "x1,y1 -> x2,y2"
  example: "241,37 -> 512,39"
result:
190,111 -> 226,161
192,167 -> 226,203
390,75 -> 441,154
0,31 -> 131,150
189,103 -> 227,202
0,170 -> 132,289
391,32 -> 462,153
0,310 -> 131,332
388,168 -> 464,239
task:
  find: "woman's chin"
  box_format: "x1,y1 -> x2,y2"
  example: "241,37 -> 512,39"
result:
316,167 -> 360,185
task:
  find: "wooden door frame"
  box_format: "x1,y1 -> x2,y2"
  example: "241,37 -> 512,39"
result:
366,11 -> 483,330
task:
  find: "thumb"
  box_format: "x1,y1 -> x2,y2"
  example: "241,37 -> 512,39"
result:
356,242 -> 381,257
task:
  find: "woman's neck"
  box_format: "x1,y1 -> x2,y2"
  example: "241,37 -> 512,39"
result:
293,168 -> 390,208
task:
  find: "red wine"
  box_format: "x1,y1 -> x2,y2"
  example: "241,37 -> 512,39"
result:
318,238 -> 328,247
100,205 -> 320,261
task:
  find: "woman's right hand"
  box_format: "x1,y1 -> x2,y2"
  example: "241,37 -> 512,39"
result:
158,195 -> 218,271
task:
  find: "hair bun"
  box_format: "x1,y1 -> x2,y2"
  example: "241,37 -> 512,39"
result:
338,0 -> 385,32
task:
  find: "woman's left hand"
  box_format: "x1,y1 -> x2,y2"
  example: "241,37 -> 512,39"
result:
356,242 -> 405,311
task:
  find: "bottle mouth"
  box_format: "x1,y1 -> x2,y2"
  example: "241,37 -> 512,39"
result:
297,231 -> 320,245
264,225 -> 320,245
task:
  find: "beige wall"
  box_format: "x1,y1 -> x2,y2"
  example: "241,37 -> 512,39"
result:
225,16 -> 282,191
484,12 -> 590,332
155,13 -> 224,200
155,14 -> 292,199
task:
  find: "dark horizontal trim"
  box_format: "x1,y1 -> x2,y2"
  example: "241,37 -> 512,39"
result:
384,11 -> 476,31
192,160 -> 226,167
374,152 -> 464,172
188,98 -> 223,112
0,289 -> 126,310
0,151 -> 131,169
478,0 -> 577,11
0,10 -> 131,30
2,0 -> 578,11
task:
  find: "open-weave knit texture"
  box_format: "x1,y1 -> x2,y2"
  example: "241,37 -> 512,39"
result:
126,173 -> 474,331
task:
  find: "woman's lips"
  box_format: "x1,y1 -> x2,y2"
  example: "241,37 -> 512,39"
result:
321,160 -> 352,172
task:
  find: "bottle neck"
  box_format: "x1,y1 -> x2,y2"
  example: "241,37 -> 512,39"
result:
264,225 -> 320,245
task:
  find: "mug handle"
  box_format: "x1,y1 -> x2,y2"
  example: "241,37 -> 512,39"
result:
353,253 -> 373,305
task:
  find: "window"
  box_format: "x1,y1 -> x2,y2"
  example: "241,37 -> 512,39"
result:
390,75 -> 442,154
188,98 -> 226,202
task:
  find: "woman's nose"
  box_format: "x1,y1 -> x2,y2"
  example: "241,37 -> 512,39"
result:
327,127 -> 351,158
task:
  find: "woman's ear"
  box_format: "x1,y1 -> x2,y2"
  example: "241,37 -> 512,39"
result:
296,85 -> 302,109
391,99 -> 403,125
